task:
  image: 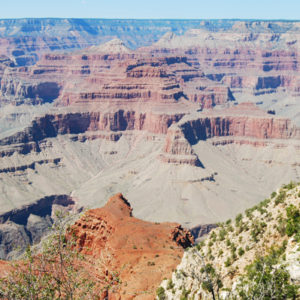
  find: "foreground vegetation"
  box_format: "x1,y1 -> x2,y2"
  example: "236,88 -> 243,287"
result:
158,182 -> 300,299
0,211 -> 116,300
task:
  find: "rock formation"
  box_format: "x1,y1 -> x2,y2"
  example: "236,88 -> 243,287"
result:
0,193 -> 194,299
70,193 -> 193,298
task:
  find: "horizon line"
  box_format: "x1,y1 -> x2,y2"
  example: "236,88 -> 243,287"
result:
0,17 -> 300,22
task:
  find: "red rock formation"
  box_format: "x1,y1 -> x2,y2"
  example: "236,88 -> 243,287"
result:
0,110 -> 185,152
69,193 -> 193,299
145,31 -> 300,96
158,103 -> 300,166
0,44 -> 234,108
179,103 -> 300,145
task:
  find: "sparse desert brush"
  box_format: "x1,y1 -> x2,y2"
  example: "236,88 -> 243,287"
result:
161,183 -> 300,300
0,211 -> 111,300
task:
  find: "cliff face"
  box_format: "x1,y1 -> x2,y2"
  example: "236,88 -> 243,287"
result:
157,103 -> 300,167
2,103 -> 299,161
179,104 -> 300,145
0,48 -> 233,108
148,28 -> 300,98
0,111 -> 185,152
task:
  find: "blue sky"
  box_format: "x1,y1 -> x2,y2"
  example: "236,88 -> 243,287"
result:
0,0 -> 300,20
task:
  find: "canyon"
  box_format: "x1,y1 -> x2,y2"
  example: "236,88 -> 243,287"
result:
0,19 -> 300,263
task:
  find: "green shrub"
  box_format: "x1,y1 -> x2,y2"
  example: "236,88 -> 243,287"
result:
271,191 -> 277,198
245,208 -> 253,219
210,231 -> 217,240
167,279 -> 175,290
275,190 -> 287,205
250,221 -> 267,242
228,225 -> 234,232
226,219 -> 232,225
230,243 -> 236,252
180,288 -> 190,300
218,249 -> 223,257
156,286 -> 166,300
237,246 -> 298,299
238,247 -> 245,256
285,205 -> 300,241
218,228 -> 227,241
224,257 -> 232,267
276,217 -> 286,236
196,241 -> 205,251
235,213 -> 243,226
231,252 -> 237,261
282,181 -> 296,190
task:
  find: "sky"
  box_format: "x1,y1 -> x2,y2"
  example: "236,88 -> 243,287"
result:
0,0 -> 300,20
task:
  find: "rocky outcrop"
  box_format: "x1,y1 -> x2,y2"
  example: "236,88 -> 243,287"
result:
147,27 -> 300,98
0,194 -> 76,225
0,221 -> 31,260
68,193 -> 193,299
0,72 -> 61,105
0,158 -> 61,173
0,193 -> 194,298
159,125 -> 203,167
190,223 -> 218,241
